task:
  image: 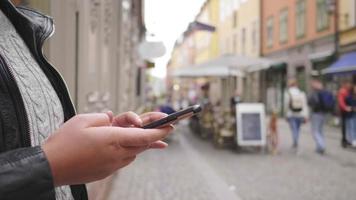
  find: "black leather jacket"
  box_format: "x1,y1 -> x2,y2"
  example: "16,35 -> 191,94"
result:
0,1 -> 87,199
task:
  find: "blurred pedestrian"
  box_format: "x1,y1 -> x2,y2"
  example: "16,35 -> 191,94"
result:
284,79 -> 309,152
337,80 -> 352,148
345,85 -> 356,147
230,89 -> 242,106
158,99 -> 176,115
308,79 -> 335,154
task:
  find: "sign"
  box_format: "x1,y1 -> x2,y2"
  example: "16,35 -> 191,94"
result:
236,103 -> 266,146
138,40 -> 166,60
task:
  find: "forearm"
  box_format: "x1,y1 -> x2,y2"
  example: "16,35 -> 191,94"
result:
0,146 -> 55,200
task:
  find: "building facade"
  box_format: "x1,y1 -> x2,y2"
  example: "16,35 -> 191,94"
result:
218,0 -> 261,102
13,0 -> 147,114
261,0 -> 336,113
339,0 -> 356,54
167,0 -> 220,108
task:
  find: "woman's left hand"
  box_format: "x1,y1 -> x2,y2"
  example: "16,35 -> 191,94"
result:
108,111 -> 170,149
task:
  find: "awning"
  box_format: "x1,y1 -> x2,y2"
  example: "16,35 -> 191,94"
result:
322,51 -> 356,74
270,61 -> 287,69
309,50 -> 334,63
172,54 -> 272,78
173,65 -> 244,77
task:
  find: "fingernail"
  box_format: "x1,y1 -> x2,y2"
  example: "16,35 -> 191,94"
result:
136,117 -> 143,126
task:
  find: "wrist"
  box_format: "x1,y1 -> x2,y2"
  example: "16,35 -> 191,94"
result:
42,142 -> 62,187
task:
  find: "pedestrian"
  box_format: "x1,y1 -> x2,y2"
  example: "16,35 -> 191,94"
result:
308,79 -> 335,154
337,80 -> 352,148
230,89 -> 242,106
284,78 -> 309,152
0,1 -> 173,199
345,85 -> 356,147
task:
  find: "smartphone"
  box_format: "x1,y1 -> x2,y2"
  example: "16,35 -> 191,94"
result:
143,104 -> 202,129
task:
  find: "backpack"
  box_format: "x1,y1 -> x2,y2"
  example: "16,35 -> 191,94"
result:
318,90 -> 335,112
289,91 -> 304,112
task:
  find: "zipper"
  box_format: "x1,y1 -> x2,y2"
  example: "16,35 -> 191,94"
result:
36,18 -> 77,118
0,54 -> 31,147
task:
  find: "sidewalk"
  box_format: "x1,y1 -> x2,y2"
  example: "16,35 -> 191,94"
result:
97,119 -> 356,200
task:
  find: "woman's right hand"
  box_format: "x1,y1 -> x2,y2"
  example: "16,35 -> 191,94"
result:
42,113 -> 173,187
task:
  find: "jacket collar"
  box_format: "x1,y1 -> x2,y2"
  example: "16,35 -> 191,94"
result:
0,0 -> 53,58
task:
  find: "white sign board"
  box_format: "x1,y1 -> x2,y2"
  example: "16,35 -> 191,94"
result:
138,41 -> 166,59
236,103 -> 266,146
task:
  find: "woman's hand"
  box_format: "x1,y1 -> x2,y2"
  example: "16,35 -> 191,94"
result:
42,113 -> 173,187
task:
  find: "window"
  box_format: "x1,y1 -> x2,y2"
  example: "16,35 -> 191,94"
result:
241,28 -> 246,55
279,8 -> 288,44
233,10 -> 238,28
252,21 -> 257,51
296,0 -> 306,38
233,34 -> 236,53
233,33 -> 238,53
351,0 -> 356,27
266,17 -> 274,48
316,0 -> 329,31
219,0 -> 226,22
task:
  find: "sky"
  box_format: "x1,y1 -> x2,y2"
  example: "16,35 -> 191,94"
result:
144,0 -> 206,78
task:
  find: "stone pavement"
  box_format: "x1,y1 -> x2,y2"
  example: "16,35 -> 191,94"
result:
106,119 -> 356,200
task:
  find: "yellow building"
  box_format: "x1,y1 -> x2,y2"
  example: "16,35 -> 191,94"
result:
339,0 -> 356,53
194,0 -> 220,64
218,0 -> 261,102
218,0 -> 260,57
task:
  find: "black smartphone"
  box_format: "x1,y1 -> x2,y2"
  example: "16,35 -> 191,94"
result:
143,104 -> 202,129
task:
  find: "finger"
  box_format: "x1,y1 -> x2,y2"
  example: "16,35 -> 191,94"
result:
106,111 -> 114,125
76,113 -> 111,127
140,112 -> 168,125
88,126 -> 173,147
149,141 -> 168,149
113,111 -> 142,127
118,126 -> 173,147
123,146 -> 149,155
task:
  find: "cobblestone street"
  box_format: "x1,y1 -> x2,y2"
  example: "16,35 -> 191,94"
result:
107,120 -> 356,200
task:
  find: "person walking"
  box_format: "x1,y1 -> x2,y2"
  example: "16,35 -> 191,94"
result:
308,79 -> 335,154
345,85 -> 356,147
284,79 -> 309,152
337,80 -> 352,148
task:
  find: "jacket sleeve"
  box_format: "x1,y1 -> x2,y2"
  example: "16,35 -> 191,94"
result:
0,146 -> 55,200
